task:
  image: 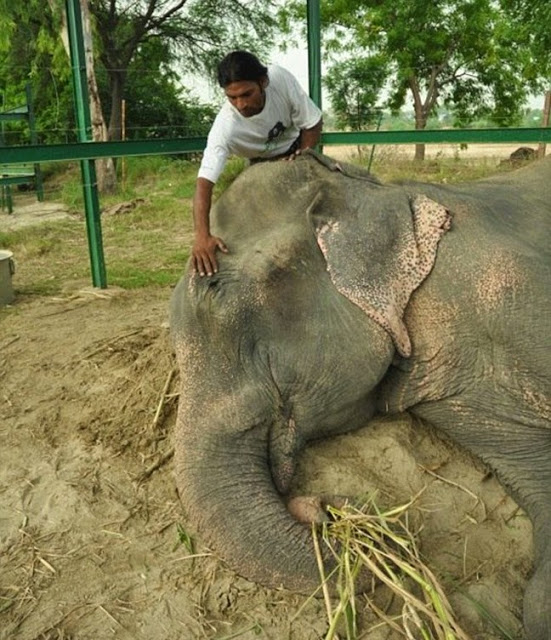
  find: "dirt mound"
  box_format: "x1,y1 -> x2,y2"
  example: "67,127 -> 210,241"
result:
0,288 -> 532,639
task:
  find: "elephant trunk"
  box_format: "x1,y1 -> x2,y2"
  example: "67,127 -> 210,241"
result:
174,413 -> 326,593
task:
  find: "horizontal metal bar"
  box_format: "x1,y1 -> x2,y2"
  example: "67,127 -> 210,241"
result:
0,112 -> 30,122
322,128 -> 551,145
0,174 -> 35,185
1,164 -> 34,173
0,105 -> 28,117
0,137 -> 207,164
0,128 -> 549,165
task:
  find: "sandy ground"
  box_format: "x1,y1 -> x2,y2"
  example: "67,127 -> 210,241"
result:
0,158 -> 536,639
0,200 -> 72,231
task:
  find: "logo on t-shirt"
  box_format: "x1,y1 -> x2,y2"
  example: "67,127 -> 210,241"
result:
265,121 -> 286,151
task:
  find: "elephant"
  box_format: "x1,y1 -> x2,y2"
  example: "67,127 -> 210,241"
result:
170,150 -> 550,639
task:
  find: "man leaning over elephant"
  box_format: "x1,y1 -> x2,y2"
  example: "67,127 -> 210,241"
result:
191,50 -> 323,277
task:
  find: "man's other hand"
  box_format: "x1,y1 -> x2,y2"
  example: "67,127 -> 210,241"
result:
192,234 -> 228,276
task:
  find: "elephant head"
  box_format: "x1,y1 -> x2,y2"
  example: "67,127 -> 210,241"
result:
170,152 -> 450,592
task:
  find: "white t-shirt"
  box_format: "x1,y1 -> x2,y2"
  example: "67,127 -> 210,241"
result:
198,65 -> 322,184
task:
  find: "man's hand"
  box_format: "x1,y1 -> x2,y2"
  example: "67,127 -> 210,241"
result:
282,149 -> 302,161
192,233 -> 228,277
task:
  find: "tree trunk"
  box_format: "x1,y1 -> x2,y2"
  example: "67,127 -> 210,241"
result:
108,71 -> 126,142
538,91 -> 550,159
414,142 -> 426,162
410,81 -> 428,162
413,111 -> 427,162
49,0 -> 116,193
79,0 -> 116,193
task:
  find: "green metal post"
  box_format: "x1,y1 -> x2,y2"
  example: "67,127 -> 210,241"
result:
65,0 -> 107,288
25,83 -> 44,203
0,93 -> 11,214
306,0 -> 322,109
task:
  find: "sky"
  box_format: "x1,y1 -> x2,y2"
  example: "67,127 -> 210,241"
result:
271,47 -> 311,91
184,46 -> 545,112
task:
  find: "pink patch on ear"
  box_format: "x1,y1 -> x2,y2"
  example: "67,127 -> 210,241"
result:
315,219 -> 339,255
410,195 -> 452,280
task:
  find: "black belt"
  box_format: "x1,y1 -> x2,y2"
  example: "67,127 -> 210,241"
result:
250,135 -> 301,165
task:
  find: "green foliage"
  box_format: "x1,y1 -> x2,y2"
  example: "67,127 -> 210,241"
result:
0,1 -> 15,52
95,35 -> 217,140
325,57 -> 387,131
0,1 -> 73,145
124,81 -> 216,140
0,3 -> 217,144
500,0 -> 551,91
0,1 -> 278,146
280,0 -> 541,133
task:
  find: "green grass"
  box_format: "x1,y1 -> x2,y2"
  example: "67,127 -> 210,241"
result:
214,156 -> 248,196
313,495 -> 471,640
0,152 -> 520,300
0,156 -> 201,296
344,144 -> 514,183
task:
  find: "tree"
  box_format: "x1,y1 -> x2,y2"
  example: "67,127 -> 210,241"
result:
88,0 -> 277,143
325,56 -> 387,160
46,0 -> 116,192
0,2 -> 218,144
324,56 -> 387,132
500,0 -> 551,156
281,0 -> 539,161
0,0 -> 74,145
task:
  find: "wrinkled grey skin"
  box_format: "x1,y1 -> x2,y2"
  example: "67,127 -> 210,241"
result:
171,151 -> 550,639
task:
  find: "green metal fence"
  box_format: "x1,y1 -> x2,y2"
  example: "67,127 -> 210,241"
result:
0,84 -> 44,214
1,128 -> 550,166
1,126 -> 548,291
2,0 -> 548,290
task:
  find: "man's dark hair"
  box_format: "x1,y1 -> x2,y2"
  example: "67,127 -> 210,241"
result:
217,51 -> 268,87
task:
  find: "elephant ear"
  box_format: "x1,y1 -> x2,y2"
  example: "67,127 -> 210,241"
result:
310,187 -> 451,357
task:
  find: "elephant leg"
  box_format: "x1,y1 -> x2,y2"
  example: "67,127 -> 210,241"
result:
414,406 -> 551,640
524,548 -> 551,640
475,448 -> 550,640
482,433 -> 551,640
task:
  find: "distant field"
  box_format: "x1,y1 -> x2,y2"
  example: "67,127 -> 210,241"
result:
327,142 -> 546,161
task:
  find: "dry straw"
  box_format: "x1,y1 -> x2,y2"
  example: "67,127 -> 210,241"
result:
313,492 -> 472,640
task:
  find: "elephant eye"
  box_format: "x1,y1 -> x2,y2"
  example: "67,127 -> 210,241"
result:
194,275 -> 222,298
204,277 -> 225,298
207,277 -> 220,289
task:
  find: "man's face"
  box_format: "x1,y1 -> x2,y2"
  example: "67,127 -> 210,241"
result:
224,79 -> 267,117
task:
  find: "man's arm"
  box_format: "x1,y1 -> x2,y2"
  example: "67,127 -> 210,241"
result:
191,177 -> 228,277
299,118 -> 323,150
284,118 -> 323,162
